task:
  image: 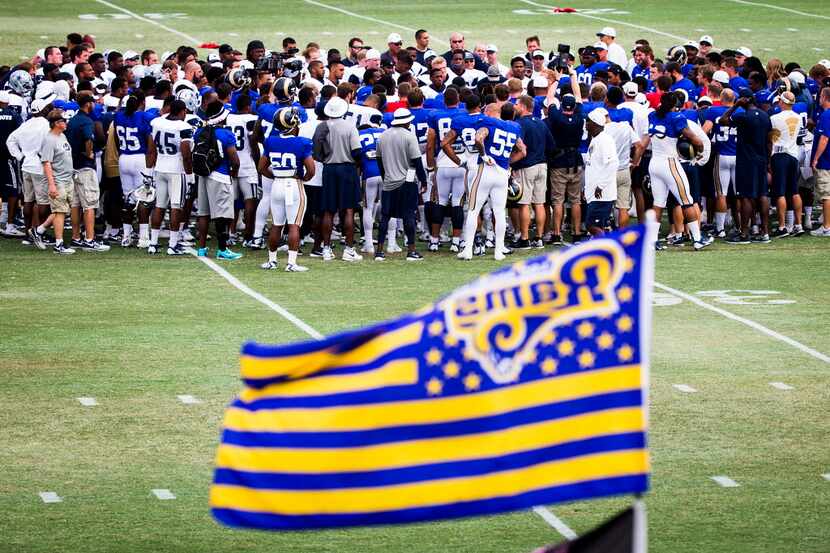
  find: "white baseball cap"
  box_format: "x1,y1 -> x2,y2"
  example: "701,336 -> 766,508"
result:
532,75 -> 549,88
788,71 -> 805,85
587,108 -> 608,126
532,49 -> 546,59
36,80 -> 55,99
699,35 -> 714,46
697,95 -> 713,106
593,42 -> 607,51
736,46 -> 752,58
712,70 -> 730,84
31,97 -> 54,113
622,81 -> 638,97
365,48 -> 381,60
597,26 -> 616,38
486,44 -> 498,53
818,59 -> 830,69
123,49 -> 140,60
391,107 -> 414,126
323,96 -> 349,118
161,51 -> 176,62
387,33 -> 403,44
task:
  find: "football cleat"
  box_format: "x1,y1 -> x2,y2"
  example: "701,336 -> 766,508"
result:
322,246 -> 336,261
216,248 -> 243,260
29,229 -> 46,250
342,247 -> 363,262
83,240 -> 110,252
285,263 -> 309,272
196,247 -> 209,257
428,240 -> 439,252
261,260 -> 279,270
386,242 -> 402,253
167,244 -> 187,256
449,243 -> 460,253
693,235 -> 714,251
373,252 -> 386,261
137,238 -> 150,249
121,235 -> 134,248
53,244 -> 75,255
406,251 -> 424,261
147,244 -> 159,254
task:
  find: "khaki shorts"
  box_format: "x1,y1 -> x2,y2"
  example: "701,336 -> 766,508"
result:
71,168 -> 99,210
23,171 -> 48,205
615,168 -> 633,210
48,180 -> 73,214
515,163 -> 547,205
549,167 -> 582,205
816,169 -> 830,201
196,175 -> 234,219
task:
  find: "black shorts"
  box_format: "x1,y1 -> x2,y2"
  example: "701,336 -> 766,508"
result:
735,158 -> 768,198
304,185 -> 322,216
321,163 -> 360,212
682,163 -> 701,205
770,153 -> 799,198
381,181 -> 419,220
632,151 -> 651,189
699,155 -> 716,198
0,159 -> 20,199
585,200 -> 614,228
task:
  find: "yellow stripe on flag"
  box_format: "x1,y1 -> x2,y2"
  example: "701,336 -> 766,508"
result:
215,406 -> 645,473
226,365 -> 641,431
240,322 -> 424,381
209,449 -> 649,515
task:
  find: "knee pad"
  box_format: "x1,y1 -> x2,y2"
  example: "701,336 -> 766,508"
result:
450,206 -> 464,229
425,202 -> 443,226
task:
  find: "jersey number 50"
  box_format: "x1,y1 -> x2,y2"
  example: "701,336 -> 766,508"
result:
269,152 -> 297,170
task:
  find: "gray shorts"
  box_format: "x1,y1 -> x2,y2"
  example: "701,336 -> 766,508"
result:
156,172 -> 187,209
234,175 -> 261,201
196,176 -> 234,219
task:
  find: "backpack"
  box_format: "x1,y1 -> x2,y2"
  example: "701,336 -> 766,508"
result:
192,125 -> 222,177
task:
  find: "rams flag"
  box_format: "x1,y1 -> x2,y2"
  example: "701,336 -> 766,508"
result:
210,223 -> 656,530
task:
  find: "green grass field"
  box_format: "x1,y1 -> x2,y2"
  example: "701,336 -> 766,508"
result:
2,1 -> 830,551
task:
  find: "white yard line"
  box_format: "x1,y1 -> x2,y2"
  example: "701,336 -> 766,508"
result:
516,0 -> 687,41
77,397 -> 98,406
39,492 -> 62,504
151,489 -> 176,500
654,283 -> 830,365
532,506 -> 578,540
176,394 -> 202,404
724,0 -> 830,21
711,476 -> 740,488
769,382 -> 794,391
192,255 -> 323,339
93,0 -> 203,45
672,384 -> 698,393
303,0 -> 448,46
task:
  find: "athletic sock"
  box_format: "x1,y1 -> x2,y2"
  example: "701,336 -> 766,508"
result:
785,210 -> 794,229
37,224 -> 47,235
452,236 -> 460,245
715,212 -> 726,231
55,239 -> 63,247
139,223 -> 149,241
288,250 -> 298,265
104,223 -> 112,236
805,206 -> 813,222
169,230 -> 179,248
268,249 -> 278,263
688,221 -> 701,242
122,223 -> 132,237
150,229 -> 160,245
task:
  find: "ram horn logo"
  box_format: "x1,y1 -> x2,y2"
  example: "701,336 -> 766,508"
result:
441,240 -> 627,384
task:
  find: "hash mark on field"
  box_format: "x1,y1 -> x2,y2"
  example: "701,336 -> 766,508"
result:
787,27 -> 799,31
39,492 -> 62,504
93,0 -> 202,45
151,489 -> 176,500
724,0 -> 830,21
739,28 -> 752,32
77,397 -> 97,406
822,474 -> 830,481
695,28 -> 706,32
39,35 -> 48,39
769,382 -> 794,391
673,384 -> 697,393
177,394 -> 202,404
711,476 -> 740,488
813,48 -> 824,52
135,34 -> 144,38
228,32 -> 239,37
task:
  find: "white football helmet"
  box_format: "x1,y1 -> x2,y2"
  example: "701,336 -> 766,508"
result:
176,89 -> 201,113
7,70 -> 34,96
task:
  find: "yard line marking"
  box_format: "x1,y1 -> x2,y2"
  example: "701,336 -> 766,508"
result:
177,394 -> 202,404
673,384 -> 698,393
39,492 -> 62,504
711,476 -> 740,488
654,282 -> 830,365
532,506 -> 578,540
769,382 -> 794,391
822,473 -> 830,482
93,0 -> 203,45
302,0 -> 448,45
516,0 -> 687,41
193,255 -> 323,339
723,0 -> 830,21
151,489 -> 176,500
77,397 -> 98,406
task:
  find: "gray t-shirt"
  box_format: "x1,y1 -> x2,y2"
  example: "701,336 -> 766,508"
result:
319,118 -> 361,164
376,126 -> 421,191
39,132 -> 74,184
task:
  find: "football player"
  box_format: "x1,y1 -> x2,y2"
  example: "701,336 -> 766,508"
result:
145,98 -> 193,255
702,88 -> 739,238
769,91 -> 804,237
259,108 -> 315,272
226,93 -> 260,246
357,112 -> 385,254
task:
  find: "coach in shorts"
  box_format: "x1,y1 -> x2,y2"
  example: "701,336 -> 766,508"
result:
583,109 -> 617,237
513,95 -> 555,249
546,90 -> 584,244
40,109 -> 74,254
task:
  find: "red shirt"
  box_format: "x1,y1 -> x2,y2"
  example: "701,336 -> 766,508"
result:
385,99 -> 408,113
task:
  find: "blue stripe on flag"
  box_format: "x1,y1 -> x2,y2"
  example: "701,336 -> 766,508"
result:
214,431 -> 645,490
223,390 -> 642,448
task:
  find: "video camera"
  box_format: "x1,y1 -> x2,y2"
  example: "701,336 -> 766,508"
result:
255,47 -> 304,78
547,44 -> 571,73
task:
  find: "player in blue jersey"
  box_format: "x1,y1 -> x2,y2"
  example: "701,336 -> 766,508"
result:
258,108 -> 315,272
702,89 -> 740,237
575,46 -> 609,87
113,92 -> 154,247
357,113 -> 385,255
641,92 -> 712,250
439,94 -> 487,252
447,103 -> 525,261
426,87 -> 466,247
193,101 -> 242,260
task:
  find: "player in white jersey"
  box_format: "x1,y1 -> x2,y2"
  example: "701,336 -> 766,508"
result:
769,91 -> 804,237
5,70 -> 33,121
226,94 -> 260,246
145,99 -> 193,255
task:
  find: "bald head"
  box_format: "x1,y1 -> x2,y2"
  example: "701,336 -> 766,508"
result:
720,88 -> 735,106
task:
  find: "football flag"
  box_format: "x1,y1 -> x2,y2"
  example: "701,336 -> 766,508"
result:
210,223 -> 657,530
